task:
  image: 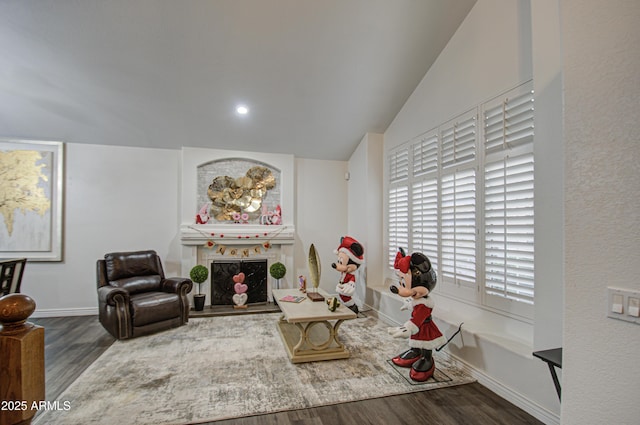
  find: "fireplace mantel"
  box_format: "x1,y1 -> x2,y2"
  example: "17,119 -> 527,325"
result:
180,224 -> 295,246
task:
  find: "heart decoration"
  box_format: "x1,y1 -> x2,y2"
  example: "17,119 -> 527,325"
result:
234,282 -> 248,294
233,273 -> 245,283
232,293 -> 248,306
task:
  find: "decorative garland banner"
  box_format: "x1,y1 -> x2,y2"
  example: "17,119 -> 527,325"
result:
210,242 -> 271,258
189,226 -> 283,258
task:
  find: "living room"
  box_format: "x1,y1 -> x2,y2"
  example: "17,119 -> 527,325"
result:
1,1 -> 638,425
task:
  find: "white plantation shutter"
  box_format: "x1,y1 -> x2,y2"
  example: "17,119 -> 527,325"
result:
484,153 -> 535,305
411,178 -> 439,271
439,111 -> 477,286
389,148 -> 409,183
388,147 -> 410,267
441,168 -> 476,284
413,132 -> 439,177
388,185 -> 409,267
482,82 -> 535,314
386,81 -> 535,319
484,84 -> 535,154
441,112 -> 477,168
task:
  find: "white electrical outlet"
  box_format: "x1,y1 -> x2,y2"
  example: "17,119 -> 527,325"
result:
607,287 -> 640,324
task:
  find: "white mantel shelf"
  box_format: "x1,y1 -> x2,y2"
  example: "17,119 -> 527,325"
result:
180,224 -> 296,246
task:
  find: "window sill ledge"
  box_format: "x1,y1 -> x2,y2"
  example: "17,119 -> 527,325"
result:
366,285 -> 533,359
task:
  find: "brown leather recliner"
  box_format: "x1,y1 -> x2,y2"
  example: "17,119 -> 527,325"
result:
97,250 -> 193,339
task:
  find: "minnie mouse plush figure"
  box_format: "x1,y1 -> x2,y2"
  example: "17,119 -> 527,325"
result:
388,248 -> 447,382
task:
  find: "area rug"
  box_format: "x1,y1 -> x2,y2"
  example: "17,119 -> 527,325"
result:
34,313 -> 474,425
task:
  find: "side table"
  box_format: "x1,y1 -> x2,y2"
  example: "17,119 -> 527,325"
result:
533,347 -> 562,401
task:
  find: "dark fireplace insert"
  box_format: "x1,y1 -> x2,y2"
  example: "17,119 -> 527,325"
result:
210,259 -> 268,305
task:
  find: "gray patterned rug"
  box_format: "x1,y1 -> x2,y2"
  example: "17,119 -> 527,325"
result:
34,313 -> 474,425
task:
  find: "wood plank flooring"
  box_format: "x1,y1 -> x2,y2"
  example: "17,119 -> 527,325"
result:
30,315 -> 544,425
31,316 -> 115,401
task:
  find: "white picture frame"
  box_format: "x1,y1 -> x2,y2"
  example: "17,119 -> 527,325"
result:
0,139 -> 64,261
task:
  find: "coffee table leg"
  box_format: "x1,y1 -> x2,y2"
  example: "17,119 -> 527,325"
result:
332,319 -> 346,350
278,319 -> 350,363
293,320 -> 345,353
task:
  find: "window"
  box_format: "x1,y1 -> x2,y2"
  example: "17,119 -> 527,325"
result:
439,110 -> 477,286
441,168 -> 476,285
411,178 -> 438,271
410,132 -> 439,270
386,81 -> 534,318
482,83 -> 535,316
387,148 -> 409,266
484,153 -> 534,308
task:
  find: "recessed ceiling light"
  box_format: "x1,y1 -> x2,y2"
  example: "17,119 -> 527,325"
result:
236,105 -> 249,115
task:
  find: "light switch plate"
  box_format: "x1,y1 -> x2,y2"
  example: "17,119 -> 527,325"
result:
607,287 -> 640,324
612,294 -> 624,313
628,297 -> 640,317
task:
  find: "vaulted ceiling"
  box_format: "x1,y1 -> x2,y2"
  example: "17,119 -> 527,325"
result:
0,0 -> 476,160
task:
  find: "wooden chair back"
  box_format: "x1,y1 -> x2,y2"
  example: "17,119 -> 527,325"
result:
1,258 -> 27,296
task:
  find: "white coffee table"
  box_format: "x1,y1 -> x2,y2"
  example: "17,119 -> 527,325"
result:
273,288 -> 357,363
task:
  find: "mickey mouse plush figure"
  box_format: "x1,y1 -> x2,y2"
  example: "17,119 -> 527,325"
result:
388,248 -> 447,382
332,236 -> 364,314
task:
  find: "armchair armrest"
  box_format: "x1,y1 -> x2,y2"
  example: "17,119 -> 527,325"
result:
162,277 -> 193,294
98,285 -> 130,306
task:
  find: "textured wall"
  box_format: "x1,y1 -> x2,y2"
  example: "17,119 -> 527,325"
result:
562,1 -> 640,423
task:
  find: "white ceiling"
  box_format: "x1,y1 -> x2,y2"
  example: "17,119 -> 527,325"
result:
0,0 -> 476,161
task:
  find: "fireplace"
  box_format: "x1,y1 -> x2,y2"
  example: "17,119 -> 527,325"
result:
211,259 -> 268,305
179,148 -> 296,310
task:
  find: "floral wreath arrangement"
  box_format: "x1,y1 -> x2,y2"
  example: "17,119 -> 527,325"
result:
206,166 -> 276,222
191,165 -> 285,259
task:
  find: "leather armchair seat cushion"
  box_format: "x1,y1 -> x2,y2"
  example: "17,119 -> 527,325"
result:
130,292 -> 181,326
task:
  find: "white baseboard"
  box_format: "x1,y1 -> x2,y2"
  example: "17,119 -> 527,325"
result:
32,307 -> 98,318
437,350 -> 560,425
362,303 -> 401,325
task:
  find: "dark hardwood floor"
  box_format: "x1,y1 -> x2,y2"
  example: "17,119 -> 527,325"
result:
30,315 -> 544,425
31,316 -> 116,401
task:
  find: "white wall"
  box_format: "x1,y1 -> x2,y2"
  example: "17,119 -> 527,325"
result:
531,0 -> 564,352
27,143 -> 182,316
380,0 -> 561,422
25,144 -> 348,316
294,157 -> 349,293
385,0 -> 532,148
347,133 -> 384,296
561,1 -> 640,423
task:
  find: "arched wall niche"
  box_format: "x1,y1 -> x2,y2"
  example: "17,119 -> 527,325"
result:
196,158 -> 282,225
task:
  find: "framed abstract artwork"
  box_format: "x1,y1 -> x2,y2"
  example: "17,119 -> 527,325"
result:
0,139 -> 64,261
